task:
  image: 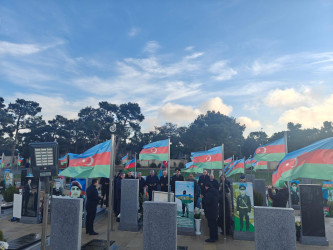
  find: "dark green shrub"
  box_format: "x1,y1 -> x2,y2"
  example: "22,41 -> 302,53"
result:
149,162 -> 157,168
0,230 -> 4,241
136,163 -> 141,168
3,185 -> 18,202
178,162 -> 185,169
328,201 -> 333,217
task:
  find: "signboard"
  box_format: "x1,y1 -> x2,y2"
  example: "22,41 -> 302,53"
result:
233,182 -> 254,232
4,169 -> 13,188
152,191 -> 174,202
175,181 -> 194,228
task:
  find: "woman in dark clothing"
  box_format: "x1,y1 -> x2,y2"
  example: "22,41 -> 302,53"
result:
218,175 -> 231,235
268,181 -> 290,208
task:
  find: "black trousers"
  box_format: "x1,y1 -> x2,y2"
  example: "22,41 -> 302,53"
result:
101,189 -> 109,207
86,207 -> 97,233
207,218 -> 218,240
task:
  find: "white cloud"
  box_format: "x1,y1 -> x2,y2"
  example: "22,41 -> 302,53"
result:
163,81 -> 201,102
184,46 -> 194,51
278,94 -> 333,128
237,116 -> 261,130
199,97 -> 233,115
143,41 -> 160,54
128,27 -> 141,37
251,60 -> 282,75
264,88 -> 314,108
0,41 -> 43,56
209,60 -> 237,81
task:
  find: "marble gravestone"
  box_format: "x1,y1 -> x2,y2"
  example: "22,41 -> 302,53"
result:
143,201 -> 177,250
254,179 -> 267,206
50,196 -> 83,250
254,206 -> 296,250
299,184 -> 329,246
118,179 -> 140,231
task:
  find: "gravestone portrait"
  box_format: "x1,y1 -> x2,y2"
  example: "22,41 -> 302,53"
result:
21,177 -> 40,219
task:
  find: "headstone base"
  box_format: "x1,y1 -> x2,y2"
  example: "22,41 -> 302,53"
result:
300,235 -> 329,246
118,223 -> 141,232
233,231 -> 254,241
20,216 -> 40,224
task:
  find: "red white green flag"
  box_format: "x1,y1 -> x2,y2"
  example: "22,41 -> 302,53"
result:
1,152 -> 5,168
253,137 -> 286,162
272,137 -> 333,187
59,155 -> 68,166
225,159 -> 245,177
191,146 -> 223,170
139,139 -> 169,161
253,161 -> 267,172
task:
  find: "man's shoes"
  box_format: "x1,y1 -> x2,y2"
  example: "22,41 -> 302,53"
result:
205,238 -> 215,243
89,231 -> 99,235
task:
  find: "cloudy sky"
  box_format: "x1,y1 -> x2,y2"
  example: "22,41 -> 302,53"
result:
1,1 -> 332,135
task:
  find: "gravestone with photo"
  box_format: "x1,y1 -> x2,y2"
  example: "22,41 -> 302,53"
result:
299,184 -> 329,246
118,179 -> 140,231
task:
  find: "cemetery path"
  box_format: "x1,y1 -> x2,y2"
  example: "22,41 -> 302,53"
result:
0,212 -> 332,249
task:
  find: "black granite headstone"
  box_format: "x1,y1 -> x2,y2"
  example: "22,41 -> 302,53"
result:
8,233 -> 41,250
299,184 -> 329,246
254,179 -> 267,206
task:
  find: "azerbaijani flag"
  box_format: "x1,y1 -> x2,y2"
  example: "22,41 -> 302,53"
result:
59,155 -> 68,166
224,160 -> 233,173
191,146 -> 223,169
121,155 -> 128,164
17,155 -> 24,166
253,161 -> 267,172
225,159 -> 245,177
245,158 -> 257,169
159,161 -> 168,178
125,158 -> 135,170
182,162 -> 203,173
139,139 -> 169,161
60,140 -> 111,178
253,137 -> 286,162
272,137 -> 333,187
1,152 -> 5,168
224,157 -> 232,165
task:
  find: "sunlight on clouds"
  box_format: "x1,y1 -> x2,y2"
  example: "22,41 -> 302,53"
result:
199,97 -> 233,115
264,88 -> 313,108
237,116 -> 261,130
209,60 -> 237,81
278,94 -> 333,128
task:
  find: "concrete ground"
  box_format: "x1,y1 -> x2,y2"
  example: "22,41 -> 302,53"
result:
1,210 -> 333,250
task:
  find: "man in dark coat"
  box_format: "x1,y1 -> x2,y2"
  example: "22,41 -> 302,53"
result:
125,171 -> 135,179
86,179 -> 101,235
187,174 -> 198,207
268,181 -> 290,208
236,184 -> 251,232
115,173 -> 125,217
171,168 -> 184,193
218,175 -> 231,234
198,170 -> 210,196
136,172 -> 146,212
145,170 -> 159,201
209,174 -> 219,190
23,179 -> 32,214
160,170 -> 169,192
202,182 -> 219,242
99,177 -> 109,208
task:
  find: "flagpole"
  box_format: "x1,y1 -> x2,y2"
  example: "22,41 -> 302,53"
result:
107,124 -> 116,248
222,144 -> 226,240
284,131 -> 292,208
167,136 -> 171,202
134,152 -> 137,178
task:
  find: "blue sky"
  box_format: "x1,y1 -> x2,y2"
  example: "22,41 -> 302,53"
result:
1,1 -> 333,135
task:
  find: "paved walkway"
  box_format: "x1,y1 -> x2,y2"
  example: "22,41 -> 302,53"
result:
1,210 -> 333,249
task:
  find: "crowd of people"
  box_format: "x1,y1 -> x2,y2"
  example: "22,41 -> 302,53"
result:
84,168 -> 291,242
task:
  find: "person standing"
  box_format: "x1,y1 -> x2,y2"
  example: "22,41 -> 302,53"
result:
125,171 -> 135,179
268,181 -> 289,208
171,168 -> 184,193
236,184 -> 251,232
145,170 -> 159,201
160,170 -> 169,192
187,174 -> 198,207
240,175 -> 246,183
136,172 -> 146,212
202,182 -> 219,242
218,175 -> 231,235
99,177 -> 109,208
115,173 -> 125,218
209,174 -> 219,190
198,170 -> 210,196
86,179 -> 101,235
23,179 -> 32,214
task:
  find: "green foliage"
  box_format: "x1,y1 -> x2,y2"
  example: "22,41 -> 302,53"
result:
328,201 -> 333,217
0,230 -> 3,241
3,185 -> 18,202
149,162 -> 157,168
253,190 -> 264,206
178,162 -> 184,169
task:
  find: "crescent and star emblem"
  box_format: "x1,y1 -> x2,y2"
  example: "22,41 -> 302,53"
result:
256,147 -> 266,154
150,147 -> 157,154
205,155 -> 211,162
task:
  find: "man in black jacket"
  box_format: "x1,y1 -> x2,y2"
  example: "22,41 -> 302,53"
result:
209,174 -> 219,190
160,170 -> 169,192
136,172 -> 146,212
198,170 -> 209,196
115,173 -> 125,217
99,177 -> 109,208
171,168 -> 184,193
146,170 -> 159,201
86,179 -> 101,235
268,181 -> 289,208
202,182 -> 219,242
